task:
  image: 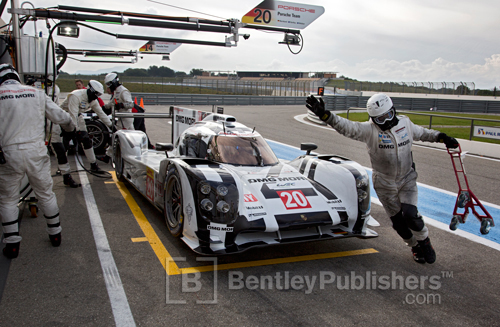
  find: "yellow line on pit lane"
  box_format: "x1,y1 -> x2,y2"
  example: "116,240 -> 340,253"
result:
111,171 -> 181,275
131,237 -> 149,242
174,248 -> 378,275
110,172 -> 378,276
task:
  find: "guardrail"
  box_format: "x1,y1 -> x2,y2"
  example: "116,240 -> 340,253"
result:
346,107 -> 500,140
131,93 -> 305,106
323,95 -> 500,113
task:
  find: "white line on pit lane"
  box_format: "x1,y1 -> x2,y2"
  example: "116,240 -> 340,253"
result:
76,156 -> 136,327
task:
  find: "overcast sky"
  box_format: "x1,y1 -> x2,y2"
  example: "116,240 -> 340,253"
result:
3,0 -> 500,89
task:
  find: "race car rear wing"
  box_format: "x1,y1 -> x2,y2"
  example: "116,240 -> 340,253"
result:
113,106 -> 234,147
170,106 -> 235,145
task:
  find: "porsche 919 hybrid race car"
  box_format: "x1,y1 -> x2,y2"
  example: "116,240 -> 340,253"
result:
112,107 -> 377,254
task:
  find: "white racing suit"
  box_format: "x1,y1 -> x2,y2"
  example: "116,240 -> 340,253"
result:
60,89 -> 112,164
44,85 -> 70,175
0,80 -> 76,243
103,85 -> 134,157
324,113 -> 441,245
103,85 -> 134,130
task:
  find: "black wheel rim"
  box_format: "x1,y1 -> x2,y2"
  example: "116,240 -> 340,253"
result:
166,175 -> 182,229
87,124 -> 104,148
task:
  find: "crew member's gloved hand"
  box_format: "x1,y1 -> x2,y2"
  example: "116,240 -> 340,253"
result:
102,106 -> 112,115
65,128 -> 77,141
306,95 -> 330,121
115,103 -> 125,110
91,115 -> 99,120
438,133 -> 459,148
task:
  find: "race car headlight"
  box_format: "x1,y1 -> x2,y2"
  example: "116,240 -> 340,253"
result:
356,175 -> 368,189
217,201 -> 230,213
200,182 -> 211,195
357,189 -> 368,200
216,185 -> 229,197
201,199 -> 214,211
355,173 -> 370,214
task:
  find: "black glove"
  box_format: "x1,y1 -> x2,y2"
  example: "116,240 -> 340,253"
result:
91,115 -> 99,121
63,128 -> 76,140
102,106 -> 112,115
306,95 -> 330,121
115,103 -> 125,110
438,133 -> 459,149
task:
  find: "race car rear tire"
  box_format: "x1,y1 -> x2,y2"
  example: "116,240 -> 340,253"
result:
113,138 -> 125,182
86,120 -> 110,155
164,167 -> 184,237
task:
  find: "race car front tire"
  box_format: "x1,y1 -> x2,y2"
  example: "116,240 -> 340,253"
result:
164,167 -> 184,237
113,138 -> 125,182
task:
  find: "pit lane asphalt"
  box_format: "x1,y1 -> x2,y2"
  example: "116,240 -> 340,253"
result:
1,105 -> 499,326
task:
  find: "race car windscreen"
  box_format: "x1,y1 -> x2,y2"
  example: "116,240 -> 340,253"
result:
208,135 -> 279,166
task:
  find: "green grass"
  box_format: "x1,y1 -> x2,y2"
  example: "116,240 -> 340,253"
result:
338,111 -> 500,145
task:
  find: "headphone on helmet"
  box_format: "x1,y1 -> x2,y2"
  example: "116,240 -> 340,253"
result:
87,80 -> 104,103
104,72 -> 121,92
0,64 -> 21,85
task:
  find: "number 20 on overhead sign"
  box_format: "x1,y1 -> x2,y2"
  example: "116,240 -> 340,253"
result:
242,0 -> 324,30
277,190 -> 311,210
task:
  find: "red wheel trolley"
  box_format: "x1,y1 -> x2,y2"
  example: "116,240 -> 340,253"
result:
448,144 -> 494,234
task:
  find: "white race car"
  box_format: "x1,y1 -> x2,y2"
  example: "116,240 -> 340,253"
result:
112,107 -> 377,254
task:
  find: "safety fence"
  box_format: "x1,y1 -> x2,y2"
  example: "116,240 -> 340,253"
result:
130,93 -> 305,106
343,81 -> 479,96
181,78 -> 326,97
61,75 -> 325,96
131,93 -> 500,113
322,95 -> 500,114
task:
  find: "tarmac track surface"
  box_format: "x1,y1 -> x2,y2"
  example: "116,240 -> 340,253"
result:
1,105 -> 499,326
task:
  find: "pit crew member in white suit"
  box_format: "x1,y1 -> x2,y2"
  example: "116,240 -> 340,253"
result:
0,64 -> 76,258
306,93 -> 459,264
103,72 -> 134,130
59,80 -> 112,174
44,76 -> 79,188
98,72 -> 135,163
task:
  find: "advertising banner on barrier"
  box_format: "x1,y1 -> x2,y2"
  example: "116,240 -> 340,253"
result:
474,126 -> 500,140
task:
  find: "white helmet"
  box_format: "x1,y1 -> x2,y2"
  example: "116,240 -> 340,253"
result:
0,63 -> 20,84
366,93 -> 393,117
87,80 -> 104,96
104,72 -> 120,90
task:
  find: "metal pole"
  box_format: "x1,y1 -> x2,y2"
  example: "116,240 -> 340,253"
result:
11,0 -> 22,78
469,120 -> 474,140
